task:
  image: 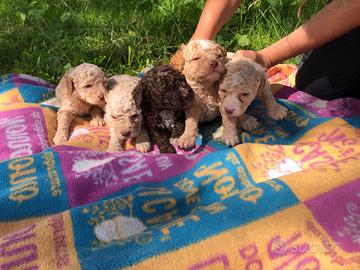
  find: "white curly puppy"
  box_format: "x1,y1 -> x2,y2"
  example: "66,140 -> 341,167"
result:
171,39 -> 227,149
53,63 -> 107,145
104,75 -> 150,152
218,57 -> 288,146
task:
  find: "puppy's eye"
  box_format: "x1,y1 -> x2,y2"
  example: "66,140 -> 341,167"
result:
111,115 -> 125,120
191,57 -> 200,61
131,114 -> 139,121
84,84 -> 92,88
216,54 -> 223,59
238,93 -> 250,101
220,88 -> 226,93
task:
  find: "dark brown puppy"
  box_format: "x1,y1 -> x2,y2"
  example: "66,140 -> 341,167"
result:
135,64 -> 194,153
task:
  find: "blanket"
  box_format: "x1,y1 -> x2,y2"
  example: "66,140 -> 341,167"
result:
0,66 -> 360,270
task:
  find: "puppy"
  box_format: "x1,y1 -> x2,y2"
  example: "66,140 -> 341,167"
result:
135,64 -> 194,153
171,40 -> 227,149
104,75 -> 150,152
218,57 -> 288,146
53,63 -> 107,145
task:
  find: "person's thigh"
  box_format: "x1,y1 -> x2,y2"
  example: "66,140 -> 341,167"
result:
295,26 -> 360,100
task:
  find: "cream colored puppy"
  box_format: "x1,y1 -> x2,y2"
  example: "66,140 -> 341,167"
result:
53,63 -> 107,145
218,57 -> 288,146
173,39 -> 227,149
104,75 -> 150,152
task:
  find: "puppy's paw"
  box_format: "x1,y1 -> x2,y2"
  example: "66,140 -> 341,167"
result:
53,132 -> 68,145
107,143 -> 123,152
169,137 -> 179,146
135,141 -> 151,153
240,115 -> 259,131
267,103 -> 288,120
177,133 -> 196,149
90,117 -> 106,127
219,133 -> 239,147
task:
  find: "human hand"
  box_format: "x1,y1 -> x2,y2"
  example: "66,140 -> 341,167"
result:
233,49 -> 272,69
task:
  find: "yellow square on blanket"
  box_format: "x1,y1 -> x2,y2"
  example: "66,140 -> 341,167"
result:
0,88 -> 24,104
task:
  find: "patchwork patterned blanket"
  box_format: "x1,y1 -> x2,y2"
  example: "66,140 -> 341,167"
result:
0,65 -> 360,270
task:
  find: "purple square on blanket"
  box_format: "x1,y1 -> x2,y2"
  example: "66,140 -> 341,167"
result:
305,178 -> 360,253
276,87 -> 360,117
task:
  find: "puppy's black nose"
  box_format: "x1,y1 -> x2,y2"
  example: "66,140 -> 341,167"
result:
209,60 -> 218,69
225,107 -> 235,114
121,131 -> 131,137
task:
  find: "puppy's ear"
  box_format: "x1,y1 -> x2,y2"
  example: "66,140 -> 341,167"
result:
57,70 -> 75,96
252,62 -> 268,98
220,46 -> 227,59
104,78 -> 118,102
257,72 -> 273,99
257,76 -> 266,97
132,83 -> 143,108
170,43 -> 186,72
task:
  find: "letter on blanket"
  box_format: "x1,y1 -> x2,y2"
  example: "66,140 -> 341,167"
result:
0,225 -> 38,269
214,176 -> 240,200
8,157 -> 38,203
143,198 -> 176,214
195,162 -> 228,185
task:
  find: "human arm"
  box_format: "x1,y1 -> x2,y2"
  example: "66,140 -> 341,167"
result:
191,0 -> 242,40
236,0 -> 360,68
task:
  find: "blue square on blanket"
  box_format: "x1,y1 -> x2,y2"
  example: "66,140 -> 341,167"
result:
17,84 -> 55,103
0,74 -> 16,93
70,148 -> 299,270
0,151 -> 70,221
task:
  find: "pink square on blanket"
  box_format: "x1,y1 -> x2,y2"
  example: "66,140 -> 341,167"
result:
305,178 -> 360,253
0,107 -> 49,160
55,146 -> 214,207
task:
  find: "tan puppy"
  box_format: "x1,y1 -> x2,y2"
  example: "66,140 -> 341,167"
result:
104,75 -> 150,152
218,57 -> 288,146
172,39 -> 227,149
53,63 -> 107,145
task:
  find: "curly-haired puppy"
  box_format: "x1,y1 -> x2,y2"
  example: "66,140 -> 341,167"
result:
53,63 -> 107,145
218,57 -> 288,146
170,40 -> 227,149
135,64 -> 194,153
104,75 -> 150,152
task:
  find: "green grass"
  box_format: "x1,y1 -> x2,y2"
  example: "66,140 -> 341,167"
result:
0,0 -> 327,84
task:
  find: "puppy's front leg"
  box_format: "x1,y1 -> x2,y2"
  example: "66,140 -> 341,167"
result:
238,114 -> 259,131
261,83 -> 288,120
177,104 -> 202,149
107,127 -> 124,151
151,128 -> 176,154
90,106 -> 106,127
53,110 -> 74,145
135,127 -> 151,153
219,109 -> 239,147
169,120 -> 185,146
